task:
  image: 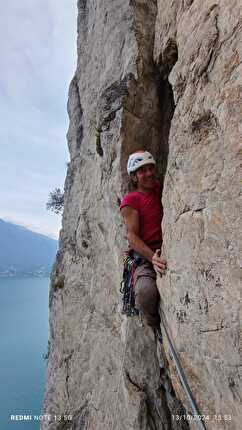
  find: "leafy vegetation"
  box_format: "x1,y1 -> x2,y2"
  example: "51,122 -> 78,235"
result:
46,188 -> 64,214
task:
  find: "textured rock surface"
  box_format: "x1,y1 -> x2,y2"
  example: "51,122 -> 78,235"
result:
155,1 -> 242,429
42,1 -> 242,429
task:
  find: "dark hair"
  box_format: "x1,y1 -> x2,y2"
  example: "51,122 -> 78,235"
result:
128,173 -> 137,191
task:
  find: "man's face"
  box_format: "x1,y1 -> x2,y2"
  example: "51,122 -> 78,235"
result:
134,163 -> 156,190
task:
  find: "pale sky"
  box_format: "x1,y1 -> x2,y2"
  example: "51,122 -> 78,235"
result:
0,1 -> 77,239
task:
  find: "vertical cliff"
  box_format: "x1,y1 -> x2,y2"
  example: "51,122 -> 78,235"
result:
154,1 -> 242,429
42,1 -> 242,429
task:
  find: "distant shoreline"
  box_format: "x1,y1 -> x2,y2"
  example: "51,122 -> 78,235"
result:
0,218 -> 57,282
0,273 -> 51,279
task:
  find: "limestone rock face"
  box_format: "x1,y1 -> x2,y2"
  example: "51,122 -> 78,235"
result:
42,1 -> 242,429
155,1 -> 242,429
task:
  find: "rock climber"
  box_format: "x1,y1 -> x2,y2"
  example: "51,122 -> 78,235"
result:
120,150 -> 167,329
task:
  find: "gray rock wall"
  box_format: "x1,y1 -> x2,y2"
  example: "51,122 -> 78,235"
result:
42,1 -> 242,429
155,1 -> 242,429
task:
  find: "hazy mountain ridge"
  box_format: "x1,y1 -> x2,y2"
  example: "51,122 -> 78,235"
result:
0,219 -> 57,277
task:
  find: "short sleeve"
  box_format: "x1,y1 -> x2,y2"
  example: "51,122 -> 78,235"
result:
120,192 -> 140,212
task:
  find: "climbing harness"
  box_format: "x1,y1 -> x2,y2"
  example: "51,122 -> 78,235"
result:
120,251 -> 142,317
159,308 -> 207,430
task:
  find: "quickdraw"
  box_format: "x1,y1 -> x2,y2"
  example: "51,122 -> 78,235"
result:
120,252 -> 141,317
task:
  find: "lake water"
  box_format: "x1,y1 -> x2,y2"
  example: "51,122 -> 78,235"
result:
0,277 -> 50,430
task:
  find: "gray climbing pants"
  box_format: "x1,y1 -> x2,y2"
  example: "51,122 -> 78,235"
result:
133,260 -> 161,328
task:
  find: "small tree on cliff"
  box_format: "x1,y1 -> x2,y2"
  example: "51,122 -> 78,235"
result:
46,188 -> 64,214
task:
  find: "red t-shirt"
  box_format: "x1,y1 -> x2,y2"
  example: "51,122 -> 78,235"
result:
120,182 -> 163,250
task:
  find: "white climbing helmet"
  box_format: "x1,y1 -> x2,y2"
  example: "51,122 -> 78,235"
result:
127,151 -> 156,175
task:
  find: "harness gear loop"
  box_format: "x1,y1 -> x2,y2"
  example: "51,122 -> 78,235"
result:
120,251 -> 141,317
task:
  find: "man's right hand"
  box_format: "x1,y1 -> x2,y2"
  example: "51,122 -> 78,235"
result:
152,250 -> 167,276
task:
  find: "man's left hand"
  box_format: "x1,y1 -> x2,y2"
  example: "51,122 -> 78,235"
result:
152,250 -> 167,276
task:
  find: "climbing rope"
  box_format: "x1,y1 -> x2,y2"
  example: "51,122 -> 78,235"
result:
113,251 -> 207,430
159,308 -> 207,430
